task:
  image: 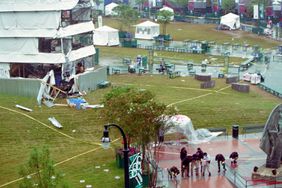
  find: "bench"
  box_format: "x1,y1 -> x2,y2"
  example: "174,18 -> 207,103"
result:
97,81 -> 111,89
112,68 -> 121,74
168,71 -> 181,79
208,127 -> 228,136
242,124 -> 265,134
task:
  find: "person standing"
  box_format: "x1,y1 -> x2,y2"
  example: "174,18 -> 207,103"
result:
202,152 -> 211,176
180,147 -> 187,175
196,147 -> 204,173
215,154 -> 226,173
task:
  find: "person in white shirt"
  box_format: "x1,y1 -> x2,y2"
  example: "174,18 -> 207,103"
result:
202,152 -> 211,176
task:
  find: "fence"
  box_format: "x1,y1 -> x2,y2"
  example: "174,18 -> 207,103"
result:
225,164 -> 282,187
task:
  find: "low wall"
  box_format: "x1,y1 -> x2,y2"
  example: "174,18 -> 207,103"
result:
0,66 -> 108,97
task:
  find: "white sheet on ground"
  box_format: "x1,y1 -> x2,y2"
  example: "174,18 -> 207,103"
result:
165,114 -> 222,144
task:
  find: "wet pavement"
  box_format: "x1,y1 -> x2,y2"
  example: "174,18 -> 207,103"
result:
153,133 -> 282,188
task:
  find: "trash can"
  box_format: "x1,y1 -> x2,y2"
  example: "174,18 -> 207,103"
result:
232,125 -> 239,139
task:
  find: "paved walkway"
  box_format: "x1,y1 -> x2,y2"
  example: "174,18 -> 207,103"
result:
154,133 -> 280,188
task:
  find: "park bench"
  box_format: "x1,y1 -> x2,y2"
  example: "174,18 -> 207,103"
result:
112,68 -> 121,74
242,124 -> 265,134
208,127 -> 228,137
97,81 -> 111,89
168,71 -> 181,79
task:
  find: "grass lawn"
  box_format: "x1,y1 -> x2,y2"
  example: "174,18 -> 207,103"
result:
0,75 -> 281,187
103,17 -> 280,49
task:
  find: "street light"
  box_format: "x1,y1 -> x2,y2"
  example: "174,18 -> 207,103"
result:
101,123 -> 130,188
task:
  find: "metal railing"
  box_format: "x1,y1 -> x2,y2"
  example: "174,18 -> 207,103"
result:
225,164 -> 282,188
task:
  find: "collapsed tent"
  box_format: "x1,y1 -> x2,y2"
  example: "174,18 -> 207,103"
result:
165,115 -> 222,144
134,20 -> 160,40
93,25 -> 119,46
159,6 -> 174,21
105,2 -> 118,16
220,13 -> 240,30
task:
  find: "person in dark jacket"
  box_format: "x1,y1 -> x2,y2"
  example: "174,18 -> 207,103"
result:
215,154 -> 226,173
182,155 -> 193,177
229,151 -> 239,166
180,147 -> 187,175
196,147 -> 204,173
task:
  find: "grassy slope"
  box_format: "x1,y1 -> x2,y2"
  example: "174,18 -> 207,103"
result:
0,76 -> 281,187
103,17 -> 280,49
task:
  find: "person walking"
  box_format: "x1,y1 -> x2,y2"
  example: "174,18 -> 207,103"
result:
215,153 -> 226,173
202,152 -> 211,177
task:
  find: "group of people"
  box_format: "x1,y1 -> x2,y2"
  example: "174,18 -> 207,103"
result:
179,147 -> 239,178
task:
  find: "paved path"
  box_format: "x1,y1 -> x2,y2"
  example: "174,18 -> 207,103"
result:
154,134 -> 272,188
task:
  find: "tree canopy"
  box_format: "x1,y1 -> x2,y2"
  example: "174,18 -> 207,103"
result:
113,4 -> 139,31
221,0 -> 236,14
101,86 -> 176,147
157,10 -> 174,35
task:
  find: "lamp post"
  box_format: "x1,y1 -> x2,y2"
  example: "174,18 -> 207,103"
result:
101,123 -> 130,188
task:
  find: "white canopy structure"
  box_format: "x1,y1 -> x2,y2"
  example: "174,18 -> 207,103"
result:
220,13 -> 240,30
105,2 -> 118,16
93,26 -> 119,46
134,21 -> 160,40
159,6 -> 174,20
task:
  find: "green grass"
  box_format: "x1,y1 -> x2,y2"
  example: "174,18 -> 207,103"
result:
104,17 -> 280,49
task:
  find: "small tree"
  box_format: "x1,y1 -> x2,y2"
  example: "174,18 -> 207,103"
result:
157,10 -> 174,35
221,0 -> 236,14
113,4 -> 139,31
19,146 -> 68,188
100,87 -> 176,172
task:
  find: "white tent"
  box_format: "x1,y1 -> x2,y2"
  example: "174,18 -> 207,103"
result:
93,26 -> 119,46
134,21 -> 160,40
105,2 -> 118,16
159,6 -> 174,20
220,13 -> 240,30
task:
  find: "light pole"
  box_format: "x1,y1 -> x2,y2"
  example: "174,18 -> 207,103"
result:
101,123 -> 130,188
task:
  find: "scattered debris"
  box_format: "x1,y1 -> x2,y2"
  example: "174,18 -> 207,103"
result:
86,185 -> 92,188
114,176 -> 120,180
67,97 -> 87,110
72,129 -> 76,133
48,117 -> 63,128
103,169 -> 109,172
80,180 -> 85,183
81,104 -> 104,109
15,104 -> 33,112
95,166 -> 100,169
43,100 -> 54,108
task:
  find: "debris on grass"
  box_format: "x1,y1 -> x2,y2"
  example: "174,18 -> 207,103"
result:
15,104 -> 32,112
48,117 -> 63,128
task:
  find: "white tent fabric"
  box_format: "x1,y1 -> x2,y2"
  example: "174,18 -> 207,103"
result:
159,6 -> 174,20
0,38 -> 38,54
93,26 -> 119,46
67,45 -> 96,62
220,13 -> 240,30
105,2 -> 118,16
134,21 -> 160,40
0,12 -> 61,30
0,45 -> 95,64
58,21 -> 94,38
0,0 -> 79,12
0,21 -> 94,38
0,64 -> 10,78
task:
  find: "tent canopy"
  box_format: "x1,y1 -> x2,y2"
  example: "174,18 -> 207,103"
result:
105,2 -> 118,16
93,25 -> 119,46
220,13 -> 240,30
134,21 -> 160,40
